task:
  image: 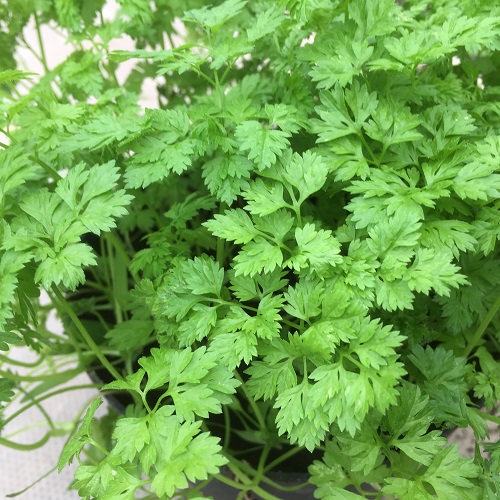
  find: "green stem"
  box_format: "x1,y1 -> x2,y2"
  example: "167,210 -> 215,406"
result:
464,292 -> 500,357
0,367 -> 83,383
3,384 -> 100,426
34,12 -> 49,73
478,411 -> 500,425
221,458 -> 282,500
0,353 -> 42,367
223,405 -> 231,450
0,134 -> 62,180
0,432 -> 51,451
33,155 -> 63,181
106,230 -> 140,283
251,444 -> 271,492
17,386 -> 56,430
88,438 -> 109,456
6,465 -> 58,498
359,133 -> 379,166
165,30 -> 175,49
264,445 -> 303,473
233,371 -> 267,430
51,285 -> 123,381
106,236 -> 123,325
191,66 -> 217,87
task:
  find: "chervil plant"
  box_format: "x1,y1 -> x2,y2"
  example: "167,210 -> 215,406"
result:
1,0 -> 500,498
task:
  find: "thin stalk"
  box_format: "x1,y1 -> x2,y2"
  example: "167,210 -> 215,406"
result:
2,384 -> 100,427
223,405 -> 231,450
0,432 -> 52,451
0,354 -> 42,368
0,367 -> 83,383
31,155 -> 62,180
165,30 -> 175,49
5,465 -> 58,498
106,237 -> 123,325
34,12 -> 49,73
233,371 -> 266,430
251,444 -> 271,492
107,231 -> 140,284
17,386 -> 56,430
45,289 -> 83,357
51,285 -> 123,381
478,412 -> 500,425
359,133 -> 379,166
88,438 -> 109,456
464,292 -> 500,357
19,35 -> 46,66
264,445 -> 303,473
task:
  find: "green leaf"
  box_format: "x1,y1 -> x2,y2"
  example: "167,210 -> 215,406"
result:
63,114 -> 146,151
348,0 -> 397,38
243,178 -> 289,216
286,223 -> 342,275
0,145 -> 40,205
337,425 -> 382,475
202,154 -> 253,205
246,357 -> 297,401
203,208 -> 259,244
178,304 -> 218,346
0,69 -> 34,85
406,248 -> 468,296
383,446 -> 481,500
307,33 -> 374,89
234,237 -> 284,276
312,82 -> 378,142
210,323 -> 258,369
274,381 -> 329,451
364,99 -> 423,148
58,398 -> 103,472
73,456 -> 141,498
0,378 -> 14,404
183,0 -> 247,31
125,137 -> 195,188
310,317 -> 405,435
309,440 -> 363,499
105,319 -> 154,353
235,120 -> 290,170
385,383 -> 447,466
34,242 -> 96,290
0,251 -> 31,348
253,210 -> 295,242
112,415 -> 151,463
283,277 -> 323,323
367,211 -> 422,263
282,151 -> 330,203
56,161 -> 133,234
420,220 -> 477,259
247,5 -> 285,42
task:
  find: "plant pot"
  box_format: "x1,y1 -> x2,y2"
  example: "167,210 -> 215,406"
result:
200,469 -> 315,499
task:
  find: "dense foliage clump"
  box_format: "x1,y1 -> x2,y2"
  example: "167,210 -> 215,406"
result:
1,0 -> 500,498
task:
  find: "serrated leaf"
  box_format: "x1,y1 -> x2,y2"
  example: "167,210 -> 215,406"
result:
247,6 -> 285,42
286,223 -> 342,275
203,208 -> 259,244
234,236 -> 283,276
56,161 -> 133,234
183,0 -> 247,31
125,138 -> 195,188
282,151 -> 329,203
235,120 -> 290,170
58,398 -> 103,472
243,178 -> 289,216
